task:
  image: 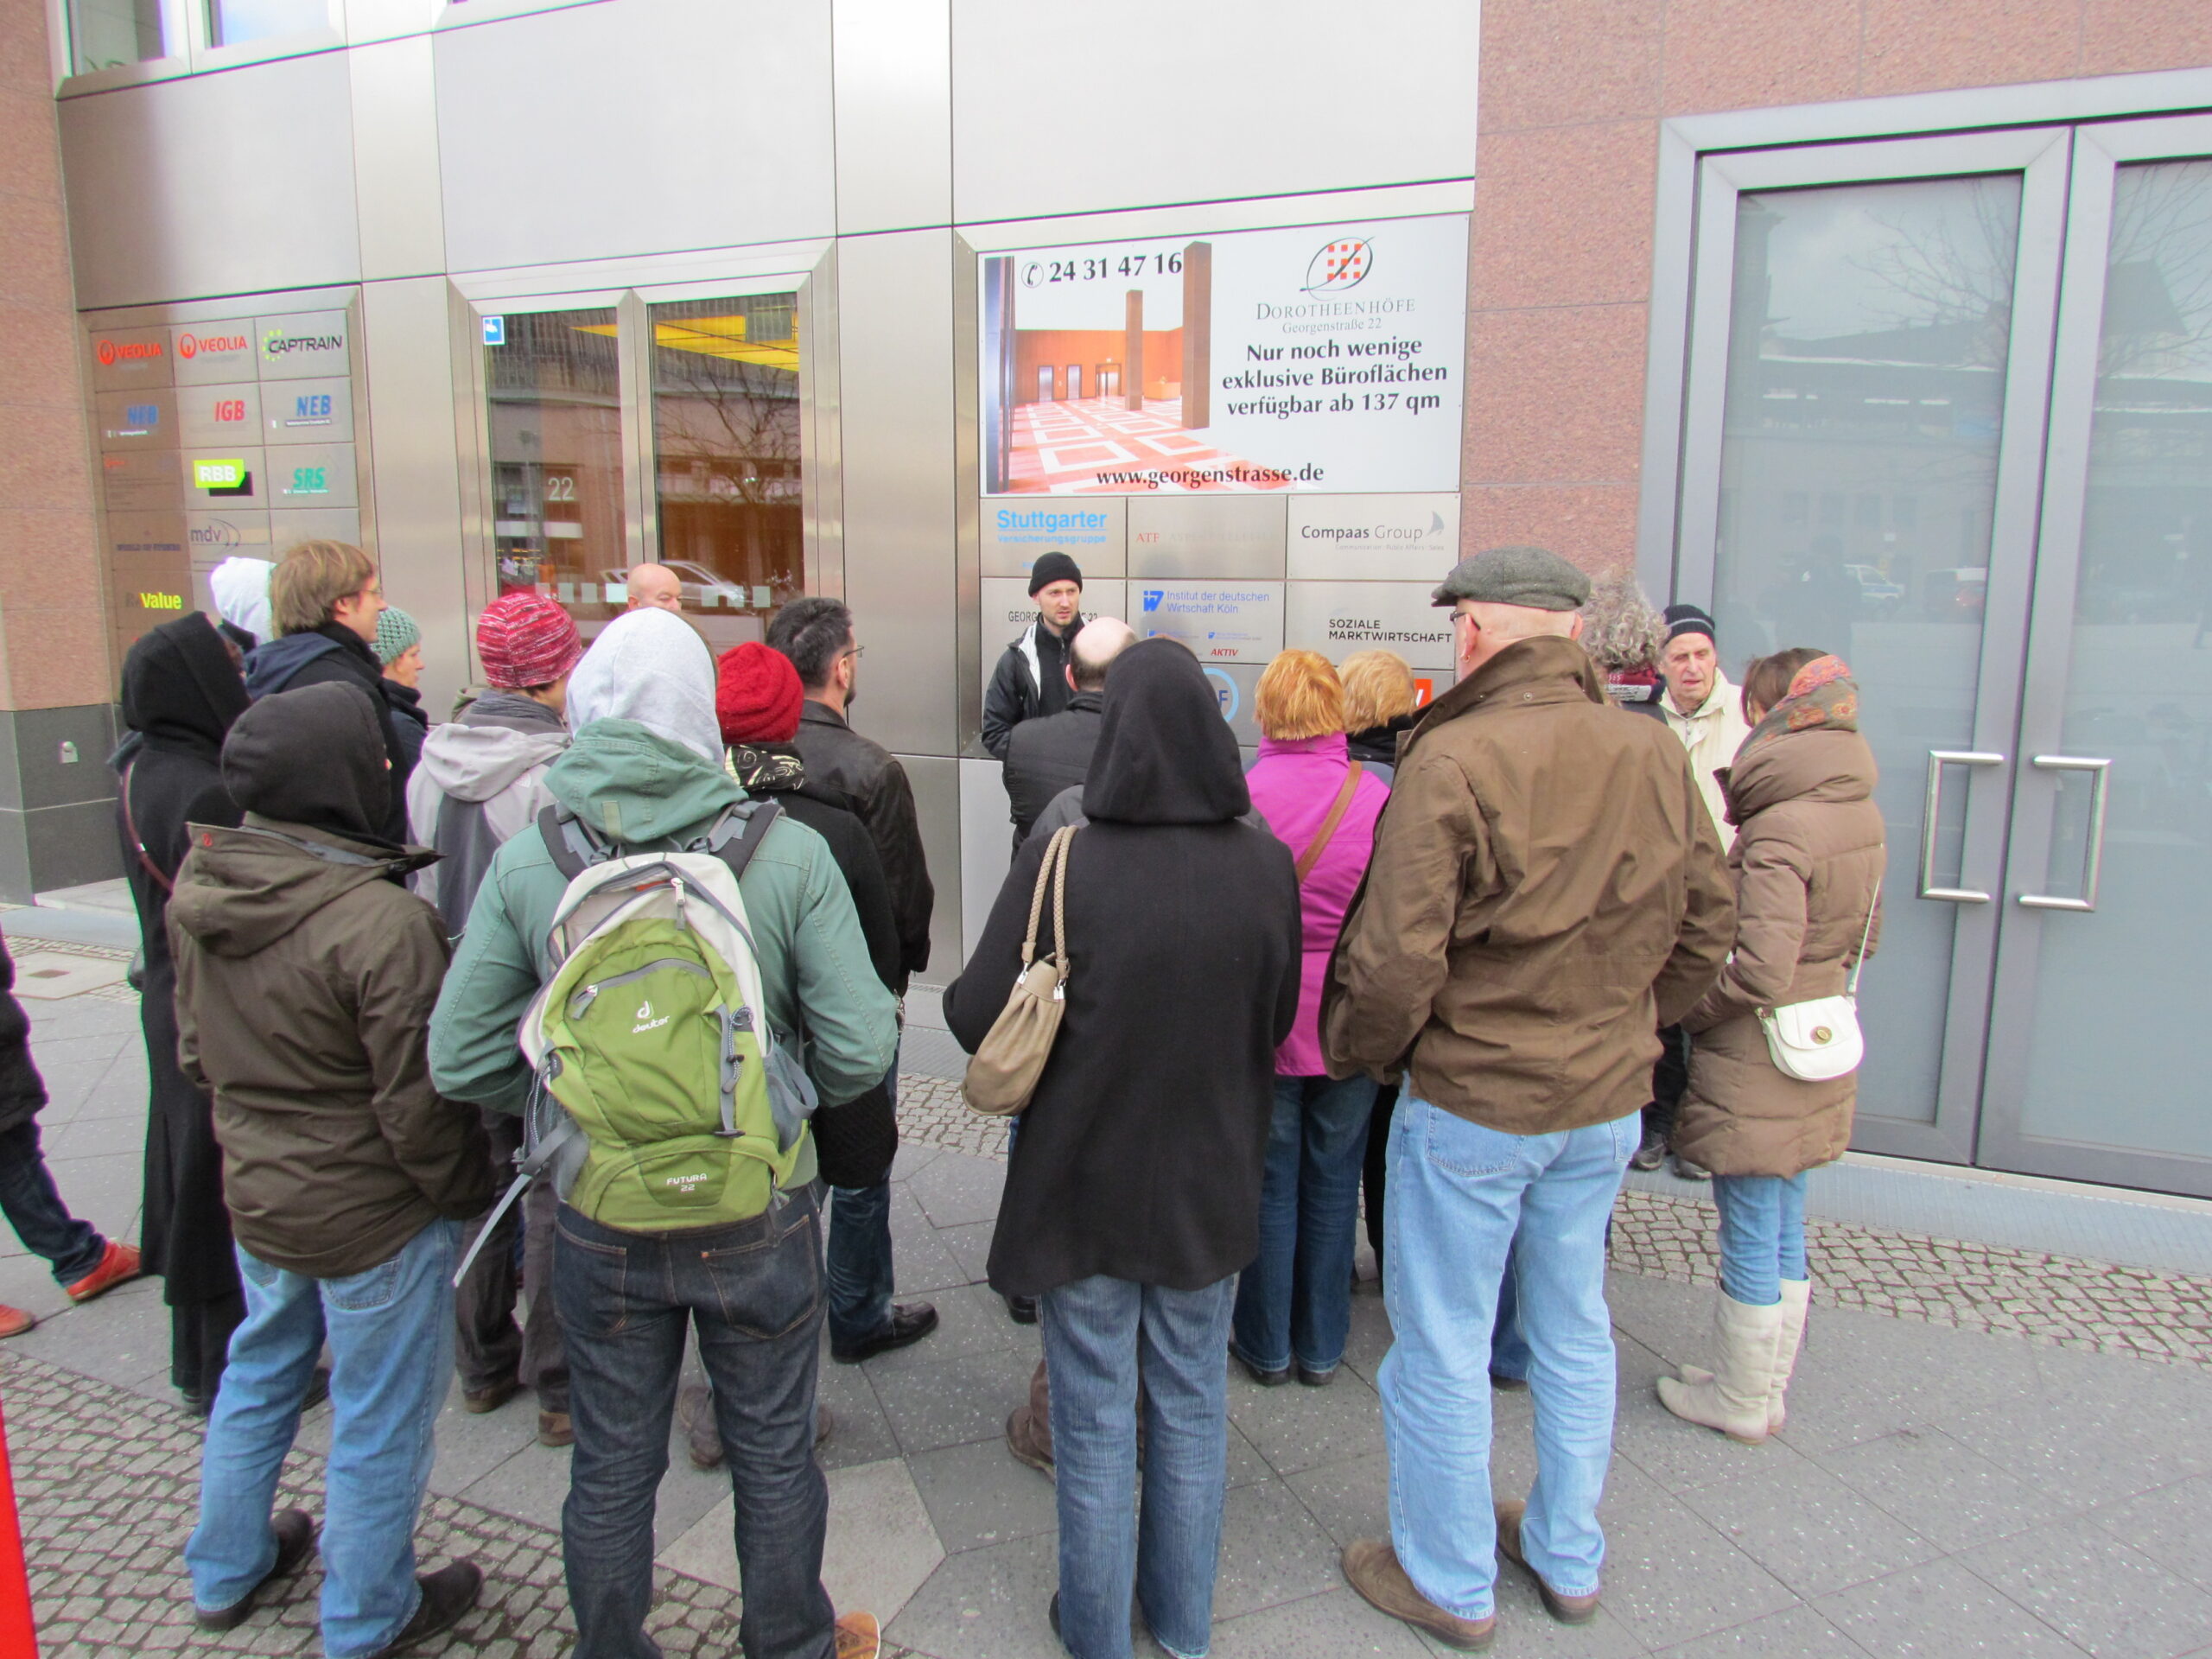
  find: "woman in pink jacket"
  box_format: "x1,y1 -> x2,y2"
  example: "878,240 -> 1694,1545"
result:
1231,651 -> 1392,1387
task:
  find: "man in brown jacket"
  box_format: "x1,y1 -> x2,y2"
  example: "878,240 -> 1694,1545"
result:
1325,546 -> 1732,1650
169,680 -> 492,1659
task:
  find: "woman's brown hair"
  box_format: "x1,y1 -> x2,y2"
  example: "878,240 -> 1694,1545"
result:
1740,646 -> 1828,721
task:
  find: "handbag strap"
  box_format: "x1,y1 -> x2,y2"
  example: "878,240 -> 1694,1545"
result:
119,760 -> 174,896
1294,763 -> 1364,883
1845,882 -> 1879,996
1020,825 -> 1077,966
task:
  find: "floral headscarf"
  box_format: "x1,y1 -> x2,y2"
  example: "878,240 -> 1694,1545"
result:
1741,653 -> 1860,755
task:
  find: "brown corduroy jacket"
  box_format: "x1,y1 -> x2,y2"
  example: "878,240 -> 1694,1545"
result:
1322,634 -> 1735,1135
1671,724 -> 1886,1178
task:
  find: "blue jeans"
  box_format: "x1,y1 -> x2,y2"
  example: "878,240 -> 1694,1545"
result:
1379,1098 -> 1635,1620
824,1181 -> 893,1349
556,1188 -> 833,1659
0,1122 -> 104,1284
187,1219 -> 459,1658
1042,1274 -> 1235,1659
1231,1073 -> 1375,1376
1713,1173 -> 1810,1306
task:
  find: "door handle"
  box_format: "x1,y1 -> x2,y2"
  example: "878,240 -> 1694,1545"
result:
2018,756 -> 2113,912
1920,751 -> 2004,903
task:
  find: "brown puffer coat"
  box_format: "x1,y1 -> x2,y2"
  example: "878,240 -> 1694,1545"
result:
1672,722 -> 1885,1179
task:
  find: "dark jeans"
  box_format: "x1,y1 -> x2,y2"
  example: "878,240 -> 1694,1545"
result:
1361,1083 -> 1399,1274
1232,1073 -> 1376,1376
1642,1024 -> 1691,1143
556,1189 -> 834,1659
454,1109 -> 568,1411
0,1122 -> 105,1285
824,1182 -> 893,1350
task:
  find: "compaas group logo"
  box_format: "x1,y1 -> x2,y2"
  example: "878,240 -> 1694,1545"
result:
177,331 -> 248,360
1303,238 -> 1372,294
95,338 -> 163,367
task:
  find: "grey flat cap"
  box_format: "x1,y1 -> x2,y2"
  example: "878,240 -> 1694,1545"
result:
1430,544 -> 1592,612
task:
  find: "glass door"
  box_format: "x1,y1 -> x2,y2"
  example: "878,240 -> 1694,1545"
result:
1978,118 -> 2212,1197
1673,131 -> 2071,1163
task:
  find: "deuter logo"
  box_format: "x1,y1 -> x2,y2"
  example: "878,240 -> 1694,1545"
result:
1303,238 -> 1372,294
95,338 -> 163,367
263,327 -> 344,359
632,997 -> 671,1035
177,331 -> 248,361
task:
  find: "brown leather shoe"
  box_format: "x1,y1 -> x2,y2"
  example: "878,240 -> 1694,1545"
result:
1494,1499 -> 1600,1624
1341,1539 -> 1495,1650
461,1377 -> 520,1414
537,1410 -> 574,1447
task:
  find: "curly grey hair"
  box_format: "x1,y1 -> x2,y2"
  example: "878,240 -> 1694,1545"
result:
1578,572 -> 1668,673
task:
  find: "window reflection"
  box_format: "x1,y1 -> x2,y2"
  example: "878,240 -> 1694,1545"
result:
485,308 -> 627,639
648,294 -> 803,653
207,0 -> 325,47
69,0 -> 174,72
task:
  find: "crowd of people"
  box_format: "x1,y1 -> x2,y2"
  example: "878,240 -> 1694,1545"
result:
0,531 -> 1887,1659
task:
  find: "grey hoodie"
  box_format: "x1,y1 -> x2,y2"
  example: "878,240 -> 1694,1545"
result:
407,690 -> 569,936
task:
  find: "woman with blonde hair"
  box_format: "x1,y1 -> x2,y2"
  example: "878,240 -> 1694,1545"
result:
1338,649 -> 1421,783
1233,650 -> 1391,1387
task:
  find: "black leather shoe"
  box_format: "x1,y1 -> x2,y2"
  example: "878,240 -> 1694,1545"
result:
302,1365 -> 332,1411
1004,1294 -> 1039,1325
1630,1126 -> 1668,1172
364,1560 -> 483,1657
1296,1364 -> 1337,1388
831,1302 -> 939,1364
194,1510 -> 316,1630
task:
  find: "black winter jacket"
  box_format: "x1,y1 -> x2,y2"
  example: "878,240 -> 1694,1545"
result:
245,625 -> 415,845
981,617 -> 1082,760
1002,691 -> 1103,852
946,639 -> 1300,1298
790,701 -> 934,989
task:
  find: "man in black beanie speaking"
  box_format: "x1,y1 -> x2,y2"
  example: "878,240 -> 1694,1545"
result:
982,550 -> 1089,760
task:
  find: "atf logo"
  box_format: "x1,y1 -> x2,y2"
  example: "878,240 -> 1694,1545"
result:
177,331 -> 248,360
1141,588 -> 1164,613
95,338 -> 163,367
1303,238 -> 1372,294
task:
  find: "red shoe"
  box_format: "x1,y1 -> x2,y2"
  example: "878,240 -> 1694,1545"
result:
0,1306 -> 35,1338
834,1611 -> 880,1659
65,1241 -> 143,1304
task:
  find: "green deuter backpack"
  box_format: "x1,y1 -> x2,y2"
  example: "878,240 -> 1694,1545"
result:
452,801 -> 818,1286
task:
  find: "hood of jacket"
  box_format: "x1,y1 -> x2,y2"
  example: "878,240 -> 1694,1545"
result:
208,556 -> 273,645
222,679 -> 394,846
545,717 -> 745,846
567,608 -> 721,763
1722,724 -> 1878,822
120,611 -> 249,767
459,689 -> 566,735
1084,639 -> 1250,825
244,628 -> 348,699
168,817 -> 428,957
415,720 -> 570,805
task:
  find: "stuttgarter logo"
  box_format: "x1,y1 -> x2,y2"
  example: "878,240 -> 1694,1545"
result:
1303,238 -> 1372,294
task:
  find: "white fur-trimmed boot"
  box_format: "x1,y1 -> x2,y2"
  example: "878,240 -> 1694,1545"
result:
1657,1291 -> 1784,1444
1675,1277 -> 1811,1435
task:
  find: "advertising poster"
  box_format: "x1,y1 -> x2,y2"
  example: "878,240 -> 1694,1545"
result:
980,215 -> 1466,498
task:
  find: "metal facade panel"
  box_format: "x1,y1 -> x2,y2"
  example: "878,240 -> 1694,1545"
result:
950,0 -> 1479,224
360,276 -> 471,721
58,55 -> 362,308
349,35 -> 446,279
833,0 -> 951,234
957,754 -> 1011,961
897,753 -> 962,989
838,230 -> 957,758
433,0 -> 836,274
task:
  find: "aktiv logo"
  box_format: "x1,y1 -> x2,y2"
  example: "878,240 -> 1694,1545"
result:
177,331 -> 248,360
1303,238 -> 1372,294
95,339 -> 163,366
263,328 -> 344,358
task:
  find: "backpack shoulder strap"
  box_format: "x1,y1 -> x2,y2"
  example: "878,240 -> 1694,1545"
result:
536,804 -> 613,881
703,799 -> 784,888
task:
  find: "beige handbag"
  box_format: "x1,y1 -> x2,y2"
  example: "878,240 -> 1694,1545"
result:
963,825 -> 1076,1116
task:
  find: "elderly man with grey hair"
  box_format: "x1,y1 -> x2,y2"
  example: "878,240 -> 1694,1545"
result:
1001,615 -> 1135,855
1324,546 -> 1733,1650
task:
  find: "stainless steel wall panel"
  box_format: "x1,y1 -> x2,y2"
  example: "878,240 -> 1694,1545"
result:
262,378 -> 354,444
898,753 -> 962,988
950,0 -> 1480,225
349,35 -> 446,279
1283,580 -> 1455,671
360,276 -> 470,721
833,0 -> 951,234
798,248 -> 844,600
836,230 -> 957,758
1131,579 -> 1282,665
434,0 -> 836,274
344,0 -> 438,45
175,383 -> 262,449
1127,495 -> 1285,580
59,56 -> 361,308
957,754 -> 1010,961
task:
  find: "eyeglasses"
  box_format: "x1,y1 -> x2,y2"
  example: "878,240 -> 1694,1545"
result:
841,645 -> 866,662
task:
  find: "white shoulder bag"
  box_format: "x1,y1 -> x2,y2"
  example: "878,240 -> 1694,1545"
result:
1757,887 -> 1878,1084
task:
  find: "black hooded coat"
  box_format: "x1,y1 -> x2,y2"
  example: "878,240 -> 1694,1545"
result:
115,613 -> 249,1303
945,639 -> 1301,1298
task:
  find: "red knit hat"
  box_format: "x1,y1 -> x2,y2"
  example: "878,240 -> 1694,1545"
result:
476,593 -> 583,690
717,641 -> 804,745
